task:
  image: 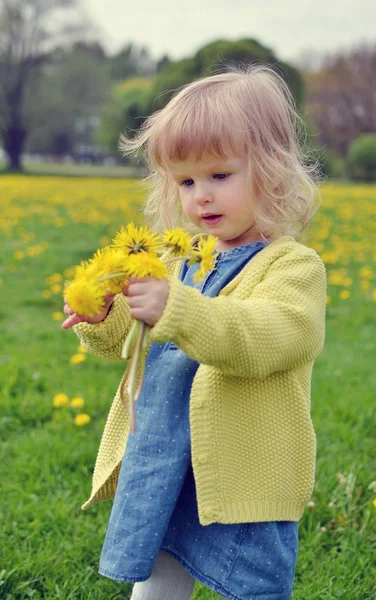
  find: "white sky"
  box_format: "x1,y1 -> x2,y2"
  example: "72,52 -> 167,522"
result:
83,0 -> 376,65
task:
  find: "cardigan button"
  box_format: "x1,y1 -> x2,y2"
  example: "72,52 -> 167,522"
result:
197,453 -> 208,464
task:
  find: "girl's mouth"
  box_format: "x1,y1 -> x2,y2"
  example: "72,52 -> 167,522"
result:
202,215 -> 222,225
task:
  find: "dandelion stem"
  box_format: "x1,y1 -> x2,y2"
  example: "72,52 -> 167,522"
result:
98,271 -> 127,282
134,323 -> 150,402
127,321 -> 145,433
122,319 -> 138,359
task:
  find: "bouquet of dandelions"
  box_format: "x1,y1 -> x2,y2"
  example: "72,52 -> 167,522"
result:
63,223 -> 218,433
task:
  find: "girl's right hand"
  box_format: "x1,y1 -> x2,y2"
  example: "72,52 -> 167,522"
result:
61,289 -> 117,329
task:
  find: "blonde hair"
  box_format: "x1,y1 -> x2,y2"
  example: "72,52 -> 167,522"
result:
119,63 -> 322,240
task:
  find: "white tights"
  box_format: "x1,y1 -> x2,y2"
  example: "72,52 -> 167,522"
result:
130,550 -> 228,600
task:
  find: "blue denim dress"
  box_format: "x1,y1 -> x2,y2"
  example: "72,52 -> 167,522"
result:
99,241 -> 299,600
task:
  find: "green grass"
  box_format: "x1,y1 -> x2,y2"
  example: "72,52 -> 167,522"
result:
0,179 -> 375,599
0,160 -> 145,179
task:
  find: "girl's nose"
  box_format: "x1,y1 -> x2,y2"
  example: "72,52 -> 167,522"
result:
194,183 -> 213,205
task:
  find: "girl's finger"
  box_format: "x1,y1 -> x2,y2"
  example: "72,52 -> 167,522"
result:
104,288 -> 114,302
63,304 -> 74,315
127,282 -> 149,297
61,313 -> 83,330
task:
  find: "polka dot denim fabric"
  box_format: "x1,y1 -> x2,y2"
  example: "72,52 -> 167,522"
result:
98,241 -> 299,599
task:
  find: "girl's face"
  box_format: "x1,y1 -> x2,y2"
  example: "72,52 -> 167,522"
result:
167,153 -> 264,251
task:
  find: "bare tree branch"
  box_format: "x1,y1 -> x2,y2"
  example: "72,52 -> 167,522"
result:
0,0 -> 93,169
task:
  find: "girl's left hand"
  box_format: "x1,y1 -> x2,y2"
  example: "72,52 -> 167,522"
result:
123,277 -> 170,326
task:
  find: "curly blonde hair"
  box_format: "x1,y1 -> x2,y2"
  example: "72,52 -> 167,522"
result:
119,63 -> 321,240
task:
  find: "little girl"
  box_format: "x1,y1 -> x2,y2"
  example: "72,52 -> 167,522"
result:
63,64 -> 326,600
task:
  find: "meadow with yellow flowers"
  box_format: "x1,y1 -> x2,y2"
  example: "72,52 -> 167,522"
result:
0,175 -> 375,599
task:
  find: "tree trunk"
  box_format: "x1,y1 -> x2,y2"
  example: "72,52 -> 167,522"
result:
3,122 -> 27,171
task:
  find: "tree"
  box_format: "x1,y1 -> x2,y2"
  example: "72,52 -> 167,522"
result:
304,44 -> 376,156
0,0 -> 90,170
110,43 -> 156,81
151,38 -> 304,111
97,77 -> 154,155
347,134 -> 376,182
27,43 -> 111,157
103,38 -> 305,157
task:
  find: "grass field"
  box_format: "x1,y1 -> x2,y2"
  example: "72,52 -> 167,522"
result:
0,176 -> 375,599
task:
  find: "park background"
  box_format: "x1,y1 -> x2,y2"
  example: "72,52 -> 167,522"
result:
0,0 -> 375,598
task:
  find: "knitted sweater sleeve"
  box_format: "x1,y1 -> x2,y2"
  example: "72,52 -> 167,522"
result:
149,247 -> 327,379
72,293 -> 131,360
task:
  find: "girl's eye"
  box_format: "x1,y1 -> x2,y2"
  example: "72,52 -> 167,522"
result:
180,173 -> 228,186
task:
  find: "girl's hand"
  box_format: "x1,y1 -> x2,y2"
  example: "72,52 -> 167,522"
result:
123,277 -> 169,326
61,289 -> 116,330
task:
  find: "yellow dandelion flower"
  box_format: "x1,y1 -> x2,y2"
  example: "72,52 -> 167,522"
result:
90,246 -> 128,293
70,396 -> 85,408
64,279 -> 105,317
73,259 -> 98,282
326,296 -> 332,304
51,283 -> 62,294
14,250 -> 24,260
53,393 -> 69,407
46,273 -> 62,285
187,235 -> 218,283
163,228 -> 192,257
63,267 -> 76,278
358,266 -> 373,279
126,252 -> 168,279
339,290 -> 351,300
74,413 -> 90,426
77,344 -> 86,353
52,311 -> 64,320
372,289 -> 376,301
112,222 -> 162,256
42,290 -> 52,299
372,498 -> 376,508
70,353 -> 86,364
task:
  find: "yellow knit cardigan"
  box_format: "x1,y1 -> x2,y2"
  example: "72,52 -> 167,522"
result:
73,235 -> 326,525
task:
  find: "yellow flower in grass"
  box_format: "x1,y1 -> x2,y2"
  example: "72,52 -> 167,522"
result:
74,413 -> 90,426
52,311 -> 64,321
64,279 -> 105,317
46,273 -> 62,285
70,353 -> 86,364
187,235 -> 218,283
339,289 -> 351,300
53,393 -> 69,407
126,252 -> 168,279
163,228 -> 192,256
112,222 -> 162,256
70,396 -> 85,408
